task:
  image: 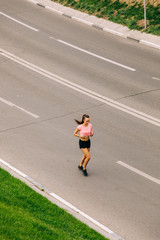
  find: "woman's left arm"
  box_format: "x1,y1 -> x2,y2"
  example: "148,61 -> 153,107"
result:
90,127 -> 94,137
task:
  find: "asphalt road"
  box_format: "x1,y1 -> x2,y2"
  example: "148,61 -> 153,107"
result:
0,0 -> 160,239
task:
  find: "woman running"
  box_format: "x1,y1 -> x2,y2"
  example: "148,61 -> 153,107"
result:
74,114 -> 94,176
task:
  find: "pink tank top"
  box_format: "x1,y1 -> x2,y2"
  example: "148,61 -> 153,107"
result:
77,123 -> 92,137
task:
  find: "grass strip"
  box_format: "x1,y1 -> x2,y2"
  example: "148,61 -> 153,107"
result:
52,0 -> 160,36
0,167 -> 108,240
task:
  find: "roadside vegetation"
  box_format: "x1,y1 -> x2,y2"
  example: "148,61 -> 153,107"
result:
0,168 -> 108,240
52,0 -> 160,35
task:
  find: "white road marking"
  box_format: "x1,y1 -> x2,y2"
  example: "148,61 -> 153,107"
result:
45,6 -> 63,15
0,11 -> 39,32
0,96 -> 39,118
0,158 -> 27,178
72,17 -> 93,26
0,158 -> 123,239
140,40 -> 160,50
27,0 -> 38,4
103,27 -> 126,38
117,161 -> 160,185
0,48 -> 160,127
152,77 -> 160,81
0,97 -> 14,106
50,192 -> 113,234
50,37 -> 136,71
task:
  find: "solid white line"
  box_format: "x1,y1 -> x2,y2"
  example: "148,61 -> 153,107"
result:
0,159 -> 27,178
140,40 -> 160,50
45,6 -> 63,15
50,192 -> 113,234
0,48 -> 160,127
103,27 -> 126,38
27,0 -> 38,4
152,77 -> 160,81
0,96 -> 39,118
9,166 -> 28,178
51,38 -> 136,71
0,159 -> 10,167
117,161 -> 160,185
72,17 -> 93,26
0,11 -> 39,32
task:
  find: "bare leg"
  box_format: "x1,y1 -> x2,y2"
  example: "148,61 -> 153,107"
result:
81,148 -> 91,170
79,154 -> 86,167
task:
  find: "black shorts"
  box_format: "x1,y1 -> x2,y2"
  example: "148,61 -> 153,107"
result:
79,139 -> 91,149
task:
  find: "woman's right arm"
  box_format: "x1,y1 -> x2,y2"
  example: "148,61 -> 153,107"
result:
74,128 -> 80,138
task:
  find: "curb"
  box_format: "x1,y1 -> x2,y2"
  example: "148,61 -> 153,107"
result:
27,0 -> 160,50
0,158 -> 125,240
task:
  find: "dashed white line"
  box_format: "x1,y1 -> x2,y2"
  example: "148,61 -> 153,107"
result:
0,11 -> 39,32
0,48 -> 160,127
117,161 -> 160,185
152,77 -> 160,81
0,97 -> 13,106
50,37 -> 136,71
0,97 -> 39,118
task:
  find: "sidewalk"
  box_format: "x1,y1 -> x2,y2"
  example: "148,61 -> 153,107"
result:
27,0 -> 160,50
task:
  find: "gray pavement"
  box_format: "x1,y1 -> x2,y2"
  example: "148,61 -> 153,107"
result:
0,0 -> 160,240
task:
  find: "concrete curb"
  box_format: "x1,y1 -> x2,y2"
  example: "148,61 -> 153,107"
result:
27,0 -> 160,50
0,158 -> 125,240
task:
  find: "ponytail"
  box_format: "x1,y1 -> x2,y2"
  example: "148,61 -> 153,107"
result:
74,114 -> 89,125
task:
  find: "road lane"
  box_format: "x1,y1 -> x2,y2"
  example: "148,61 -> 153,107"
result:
0,0 -> 159,76
1,48 -> 160,127
0,0 -> 160,119
0,54 -> 160,240
0,1 -> 160,240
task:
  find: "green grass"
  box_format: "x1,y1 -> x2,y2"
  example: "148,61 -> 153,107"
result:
52,0 -> 160,36
0,168 -> 108,240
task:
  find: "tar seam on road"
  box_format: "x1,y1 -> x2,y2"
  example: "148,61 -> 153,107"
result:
115,88 -> 160,100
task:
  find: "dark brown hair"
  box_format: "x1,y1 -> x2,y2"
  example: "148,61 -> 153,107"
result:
74,114 -> 90,125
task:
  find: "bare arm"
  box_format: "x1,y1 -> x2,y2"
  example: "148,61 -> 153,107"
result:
90,127 -> 94,137
74,128 -> 81,138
